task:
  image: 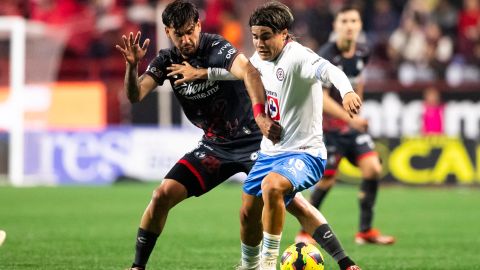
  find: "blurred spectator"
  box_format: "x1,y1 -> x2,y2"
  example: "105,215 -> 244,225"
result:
424,21 -> 454,76
202,0 -> 234,33
422,86 -> 444,135
432,0 -> 458,37
304,1 -> 334,50
0,0 -> 24,16
28,0 -> 96,57
365,0 -> 400,60
457,0 -> 480,63
219,10 -> 243,50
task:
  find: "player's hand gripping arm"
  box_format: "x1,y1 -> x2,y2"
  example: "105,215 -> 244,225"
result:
323,91 -> 368,132
116,31 -> 156,103
317,62 -> 362,117
230,54 -> 282,143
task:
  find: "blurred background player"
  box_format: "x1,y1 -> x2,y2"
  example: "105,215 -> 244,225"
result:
296,5 -> 395,245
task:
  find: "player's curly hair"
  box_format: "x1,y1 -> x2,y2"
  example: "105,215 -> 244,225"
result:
162,0 -> 199,29
249,1 -> 294,33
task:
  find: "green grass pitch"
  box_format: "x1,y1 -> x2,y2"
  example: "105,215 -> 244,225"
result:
0,182 -> 479,269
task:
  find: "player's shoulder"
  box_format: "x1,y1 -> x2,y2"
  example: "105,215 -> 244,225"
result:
283,41 -> 317,61
355,42 -> 370,58
199,32 -> 227,49
317,42 -> 337,59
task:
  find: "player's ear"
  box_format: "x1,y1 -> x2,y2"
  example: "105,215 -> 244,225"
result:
164,27 -> 171,38
196,21 -> 201,32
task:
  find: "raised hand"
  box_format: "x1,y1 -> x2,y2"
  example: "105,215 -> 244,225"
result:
342,91 -> 362,117
115,31 -> 150,65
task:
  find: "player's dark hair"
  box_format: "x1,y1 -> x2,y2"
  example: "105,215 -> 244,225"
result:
335,4 -> 362,19
249,1 -> 294,33
162,0 -> 199,29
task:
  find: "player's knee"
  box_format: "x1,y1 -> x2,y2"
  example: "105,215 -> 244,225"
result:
151,187 -> 176,209
319,176 -> 336,189
261,178 -> 288,200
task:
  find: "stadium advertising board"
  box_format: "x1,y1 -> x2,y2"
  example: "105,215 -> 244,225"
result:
19,129 -> 480,185
22,127 -> 202,185
338,136 -> 480,185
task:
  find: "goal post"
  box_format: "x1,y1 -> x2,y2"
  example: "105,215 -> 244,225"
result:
0,16 -> 26,186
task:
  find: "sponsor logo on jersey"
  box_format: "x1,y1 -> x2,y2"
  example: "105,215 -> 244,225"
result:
267,96 -> 280,121
176,80 -> 220,100
276,68 -> 285,81
147,66 -> 163,78
212,41 -> 220,47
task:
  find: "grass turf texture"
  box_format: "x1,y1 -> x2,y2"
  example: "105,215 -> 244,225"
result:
0,183 -> 479,269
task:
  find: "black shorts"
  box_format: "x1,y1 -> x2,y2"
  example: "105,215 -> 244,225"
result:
324,129 -> 377,176
165,133 -> 261,197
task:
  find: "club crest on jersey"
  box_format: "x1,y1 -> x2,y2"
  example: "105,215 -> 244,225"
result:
194,151 -> 206,159
276,68 -> 285,81
267,96 -> 280,121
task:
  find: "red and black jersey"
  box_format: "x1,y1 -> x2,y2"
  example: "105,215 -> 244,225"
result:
318,41 -> 370,132
145,33 -> 260,145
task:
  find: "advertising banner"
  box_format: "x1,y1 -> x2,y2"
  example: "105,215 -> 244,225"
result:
337,136 -> 480,185
23,127 -> 202,185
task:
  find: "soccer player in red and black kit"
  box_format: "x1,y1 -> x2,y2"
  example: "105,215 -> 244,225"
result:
295,5 -> 395,245
116,1 -> 361,269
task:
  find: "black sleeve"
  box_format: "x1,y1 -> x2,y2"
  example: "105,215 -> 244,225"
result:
144,51 -> 170,85
205,35 -> 240,71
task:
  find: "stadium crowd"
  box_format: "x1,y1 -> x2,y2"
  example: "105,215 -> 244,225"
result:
0,0 -> 479,124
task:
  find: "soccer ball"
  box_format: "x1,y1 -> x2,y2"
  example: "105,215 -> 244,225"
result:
280,242 -> 324,270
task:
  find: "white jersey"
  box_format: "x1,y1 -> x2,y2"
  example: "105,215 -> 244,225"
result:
250,41 -> 352,158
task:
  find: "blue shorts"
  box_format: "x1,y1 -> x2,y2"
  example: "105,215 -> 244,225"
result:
243,152 -> 326,205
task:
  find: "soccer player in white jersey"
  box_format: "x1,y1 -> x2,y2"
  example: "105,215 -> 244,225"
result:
242,2 -> 363,269
168,2 -> 363,269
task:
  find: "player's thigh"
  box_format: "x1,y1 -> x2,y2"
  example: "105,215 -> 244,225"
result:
269,152 -> 326,195
240,192 -> 264,222
357,154 -> 382,179
152,178 -> 189,207
346,132 -> 381,178
165,147 -> 234,197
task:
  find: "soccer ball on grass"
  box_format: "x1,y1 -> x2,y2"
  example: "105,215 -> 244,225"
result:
280,242 -> 324,270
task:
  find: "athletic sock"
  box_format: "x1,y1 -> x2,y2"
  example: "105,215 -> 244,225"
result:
261,232 -> 281,258
132,228 -> 159,268
338,256 -> 357,270
312,224 -> 347,262
241,242 -> 261,268
359,179 -> 378,232
310,186 -> 331,209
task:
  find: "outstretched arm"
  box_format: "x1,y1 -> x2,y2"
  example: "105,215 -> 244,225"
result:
316,62 -> 362,116
116,31 -> 157,103
230,54 -> 282,143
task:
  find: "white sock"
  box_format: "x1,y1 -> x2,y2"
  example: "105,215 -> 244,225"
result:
261,232 -> 282,258
241,242 -> 261,268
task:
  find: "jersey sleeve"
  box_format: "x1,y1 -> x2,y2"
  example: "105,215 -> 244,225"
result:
144,51 -> 170,85
298,45 -> 353,98
206,35 -> 240,71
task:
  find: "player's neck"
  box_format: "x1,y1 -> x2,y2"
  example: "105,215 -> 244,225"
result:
336,39 -> 356,58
